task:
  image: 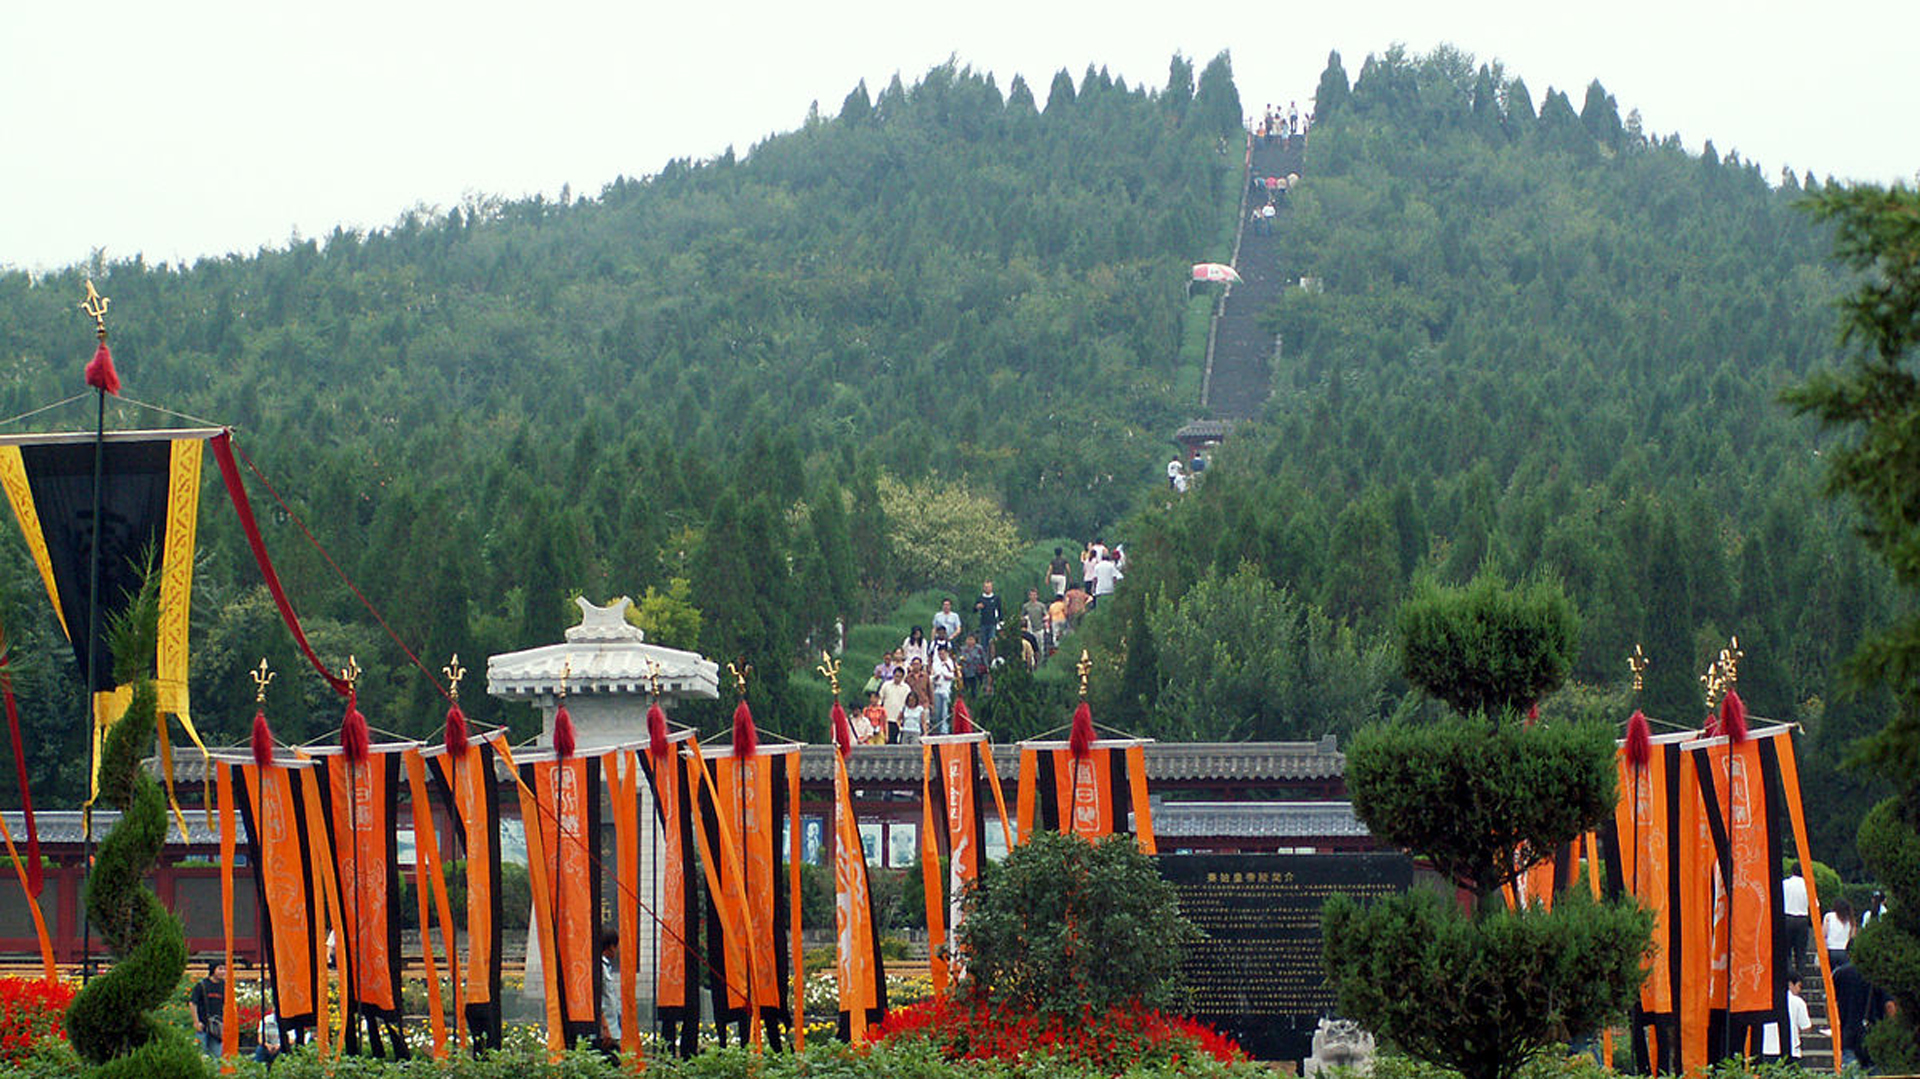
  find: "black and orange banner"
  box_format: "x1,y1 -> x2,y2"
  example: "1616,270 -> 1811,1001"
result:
229,756 -> 331,1040
0,429 -> 213,814
1014,738 -> 1155,852
425,731 -> 507,1052
920,732 -> 1014,994
316,745 -> 407,1055
1685,726 -> 1788,1064
636,732 -> 703,1056
1597,720 -> 1837,1075
831,744 -> 886,1041
516,749 -> 604,1048
1600,730 -> 1692,1076
698,741 -> 801,1047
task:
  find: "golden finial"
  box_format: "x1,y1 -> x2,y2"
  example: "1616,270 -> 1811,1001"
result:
1627,644 -> 1648,694
645,658 -> 664,700
726,660 -> 752,698
1720,636 -> 1743,689
1076,650 -> 1092,699
250,659 -> 275,704
443,654 -> 466,702
80,280 -> 110,341
338,655 -> 362,693
816,651 -> 842,698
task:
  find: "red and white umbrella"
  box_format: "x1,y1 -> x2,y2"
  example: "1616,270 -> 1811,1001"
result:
1191,262 -> 1242,284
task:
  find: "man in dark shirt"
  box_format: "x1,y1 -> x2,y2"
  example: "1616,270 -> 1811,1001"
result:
1833,960 -> 1890,1068
190,960 -> 227,1056
973,580 -> 1002,649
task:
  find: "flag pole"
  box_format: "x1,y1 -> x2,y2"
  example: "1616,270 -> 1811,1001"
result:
78,279 -> 116,986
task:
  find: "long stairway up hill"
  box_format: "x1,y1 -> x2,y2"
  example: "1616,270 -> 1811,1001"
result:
1204,133 -> 1306,420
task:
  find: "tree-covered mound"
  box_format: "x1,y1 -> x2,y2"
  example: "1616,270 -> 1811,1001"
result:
0,55 -> 1243,781
1089,45 -> 1891,869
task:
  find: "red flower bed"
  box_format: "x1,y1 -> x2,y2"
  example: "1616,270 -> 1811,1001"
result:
874,995 -> 1243,1068
0,977 -> 74,1065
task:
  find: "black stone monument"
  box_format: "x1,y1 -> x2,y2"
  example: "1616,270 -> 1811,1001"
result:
1157,852 -> 1412,1063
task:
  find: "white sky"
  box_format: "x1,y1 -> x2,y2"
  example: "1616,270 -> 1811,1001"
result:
5,0 -> 1915,273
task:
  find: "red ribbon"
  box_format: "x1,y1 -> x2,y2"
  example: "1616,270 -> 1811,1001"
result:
210,431 -> 350,697
0,654 -> 41,894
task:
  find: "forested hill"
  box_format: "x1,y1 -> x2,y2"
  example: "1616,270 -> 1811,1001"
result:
1089,47 -> 1889,870
0,56 -> 1245,798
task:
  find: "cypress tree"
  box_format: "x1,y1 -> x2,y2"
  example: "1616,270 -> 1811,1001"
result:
840,79 -> 873,126
1189,50 -> 1242,137
1163,53 -> 1194,119
1579,79 -> 1623,151
1314,49 -> 1351,121
1045,68 -> 1076,114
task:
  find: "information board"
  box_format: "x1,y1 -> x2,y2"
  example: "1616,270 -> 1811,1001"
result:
1157,852 -> 1412,1062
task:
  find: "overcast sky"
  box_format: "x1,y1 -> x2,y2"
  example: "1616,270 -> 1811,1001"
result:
5,0 -> 1915,273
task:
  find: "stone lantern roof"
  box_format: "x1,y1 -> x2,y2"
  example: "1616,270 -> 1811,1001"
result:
486,596 -> 719,703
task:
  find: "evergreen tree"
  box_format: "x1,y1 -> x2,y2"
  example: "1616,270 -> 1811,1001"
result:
1045,68 -> 1076,113
1314,50 -> 1351,121
1325,575 -> 1648,1079
1579,79 -> 1623,151
1503,76 -> 1536,132
1163,53 -> 1195,118
1189,50 -> 1241,136
839,79 -> 873,125
1785,183 -> 1920,1069
1006,73 -> 1036,113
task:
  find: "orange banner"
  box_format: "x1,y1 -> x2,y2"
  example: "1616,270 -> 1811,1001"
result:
237,760 -> 320,1030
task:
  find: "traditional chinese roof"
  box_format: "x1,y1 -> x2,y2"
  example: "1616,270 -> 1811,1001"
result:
1173,418 -> 1235,445
487,596 -> 719,700
1152,800 -> 1369,839
794,738 -> 1344,785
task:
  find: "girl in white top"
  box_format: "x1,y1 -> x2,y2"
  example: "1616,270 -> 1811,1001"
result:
898,692 -> 926,744
1824,899 -> 1856,961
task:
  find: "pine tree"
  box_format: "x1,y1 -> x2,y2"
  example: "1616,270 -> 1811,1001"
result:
1045,69 -> 1076,114
1579,79 -> 1623,151
1163,53 -> 1194,118
1189,51 -> 1241,136
839,79 -> 873,126
1785,183 -> 1920,1069
1314,50 -> 1351,121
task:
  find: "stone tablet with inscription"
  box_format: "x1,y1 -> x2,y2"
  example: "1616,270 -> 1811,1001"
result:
1157,852 -> 1412,1063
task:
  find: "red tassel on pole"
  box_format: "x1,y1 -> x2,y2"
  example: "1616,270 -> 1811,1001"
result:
1068,700 -> 1094,759
553,703 -> 577,759
444,702 -> 470,758
250,710 -> 275,769
732,699 -> 758,760
341,694 -> 370,763
647,701 -> 671,762
1625,709 -> 1652,768
1720,690 -> 1748,744
952,696 -> 974,735
831,701 -> 854,759
83,341 -> 121,396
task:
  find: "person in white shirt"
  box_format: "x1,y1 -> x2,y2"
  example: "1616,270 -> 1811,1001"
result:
928,641 -> 957,733
1781,867 -> 1810,977
1761,976 -> 1813,1061
1825,899 -> 1857,967
1090,550 -> 1123,605
931,599 -> 962,643
598,930 -> 621,1052
878,668 -> 911,737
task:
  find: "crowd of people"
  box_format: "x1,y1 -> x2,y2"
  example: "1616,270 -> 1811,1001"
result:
1780,865 -> 1894,1067
1255,101 -> 1305,142
853,541 -> 1130,744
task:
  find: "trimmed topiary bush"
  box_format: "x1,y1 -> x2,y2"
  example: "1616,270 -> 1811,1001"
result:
64,576 -> 205,1078
1326,575 -> 1649,1079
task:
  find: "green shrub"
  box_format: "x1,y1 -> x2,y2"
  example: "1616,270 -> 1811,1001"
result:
1324,888 -> 1650,1079
956,831 -> 1197,1018
1396,575 -> 1578,721
1346,715 -> 1617,903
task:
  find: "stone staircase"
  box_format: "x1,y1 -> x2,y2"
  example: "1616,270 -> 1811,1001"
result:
1203,133 -> 1307,420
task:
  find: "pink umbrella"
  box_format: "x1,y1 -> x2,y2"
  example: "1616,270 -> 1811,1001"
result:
1191,262 -> 1243,284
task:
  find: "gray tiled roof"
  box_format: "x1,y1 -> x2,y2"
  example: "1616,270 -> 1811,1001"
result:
1153,800 -> 1370,839
794,739 -> 1344,784
147,739 -> 1344,788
